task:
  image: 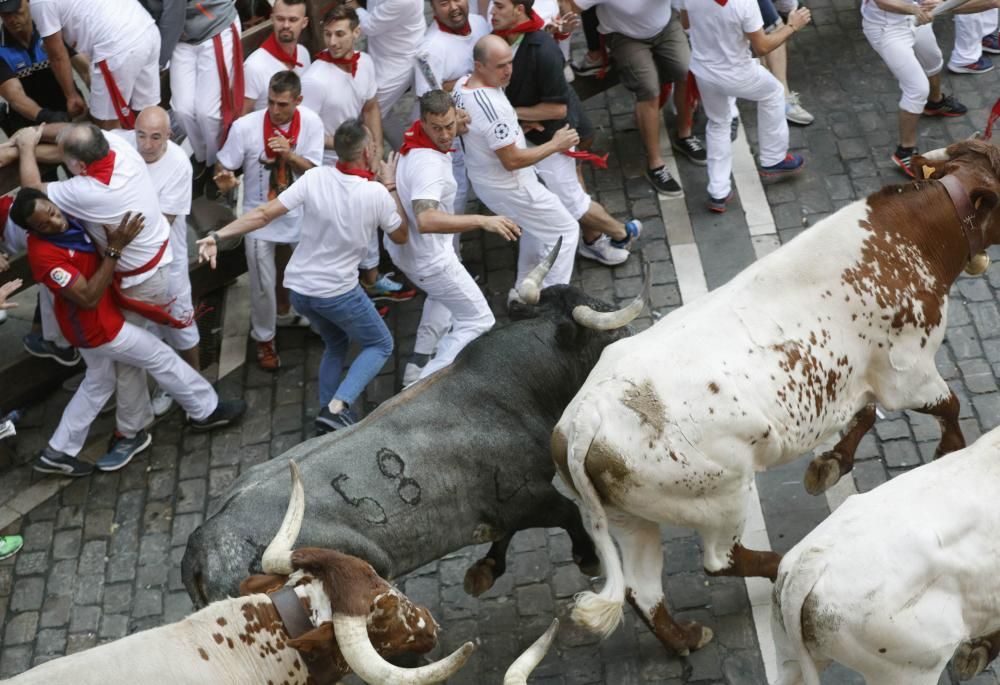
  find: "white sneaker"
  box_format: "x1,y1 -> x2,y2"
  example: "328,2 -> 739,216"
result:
578,235 -> 630,266
151,386 -> 174,417
276,310 -> 311,328
402,362 -> 424,388
563,64 -> 575,83
785,92 -> 814,125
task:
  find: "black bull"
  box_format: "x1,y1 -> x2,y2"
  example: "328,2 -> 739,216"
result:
183,284 -> 639,604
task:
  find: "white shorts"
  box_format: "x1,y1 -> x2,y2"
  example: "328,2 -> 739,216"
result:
863,20 -> 943,114
534,150 -> 591,221
89,25 -> 162,121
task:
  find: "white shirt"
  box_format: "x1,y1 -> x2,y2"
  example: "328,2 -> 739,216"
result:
687,0 -> 763,79
388,146 -> 457,277
278,166 -> 403,298
216,107 -> 325,243
414,16 -> 491,97
31,0 -> 154,62
243,44 -> 312,111
300,53 -> 378,166
357,0 -> 426,64
574,0 -> 672,40
46,131 -> 172,289
860,0 -> 916,26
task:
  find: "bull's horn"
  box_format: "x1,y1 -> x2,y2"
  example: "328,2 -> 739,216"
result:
571,264 -> 650,330
516,237 -> 562,305
332,614 -> 474,684
503,619 -> 559,685
261,460 -> 305,575
921,147 -> 949,161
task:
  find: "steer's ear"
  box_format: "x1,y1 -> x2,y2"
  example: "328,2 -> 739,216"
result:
971,187 -> 1000,216
911,154 -> 947,179
286,623 -> 335,652
239,573 -> 287,596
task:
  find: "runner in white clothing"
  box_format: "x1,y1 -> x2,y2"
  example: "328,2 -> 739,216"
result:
392,90 -> 519,385
215,70 -> 324,372
342,0 -> 426,116
454,34 -> 579,300
949,8 -> 998,73
30,0 -> 159,128
199,119 -> 409,435
241,0 -> 311,115
686,0 -> 809,211
415,0 -> 492,215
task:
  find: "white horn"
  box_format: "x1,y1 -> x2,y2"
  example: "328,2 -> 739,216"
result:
332,614 -> 475,684
921,147 -> 949,161
571,264 -> 650,330
516,237 -> 563,305
261,460 -> 305,575
503,619 -> 559,685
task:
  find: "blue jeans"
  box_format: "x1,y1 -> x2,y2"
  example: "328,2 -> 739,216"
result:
290,285 -> 394,408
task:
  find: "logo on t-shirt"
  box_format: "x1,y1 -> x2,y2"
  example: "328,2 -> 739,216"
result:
491,121 -> 511,142
49,267 -> 72,288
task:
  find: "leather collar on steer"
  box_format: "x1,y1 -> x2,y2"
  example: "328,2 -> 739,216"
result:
938,174 -> 984,259
269,585 -> 339,683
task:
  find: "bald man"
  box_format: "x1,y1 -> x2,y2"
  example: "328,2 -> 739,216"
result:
110,107 -> 199,416
453,35 -> 579,298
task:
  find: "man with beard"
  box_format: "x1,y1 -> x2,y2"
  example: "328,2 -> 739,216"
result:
242,0 -> 310,114
392,90 -> 518,385
491,0 -> 641,267
214,70 -> 324,370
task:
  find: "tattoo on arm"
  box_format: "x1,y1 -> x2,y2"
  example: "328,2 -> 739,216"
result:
412,199 -> 441,216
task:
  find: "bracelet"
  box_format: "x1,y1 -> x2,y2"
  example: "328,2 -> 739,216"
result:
208,230 -> 220,244
105,247 -> 121,260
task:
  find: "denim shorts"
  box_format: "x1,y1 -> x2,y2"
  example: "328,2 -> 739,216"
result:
758,0 -> 782,33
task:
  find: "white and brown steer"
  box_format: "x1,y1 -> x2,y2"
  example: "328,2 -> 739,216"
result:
4,462 -> 474,685
551,139 -> 1000,656
771,424 -> 1000,685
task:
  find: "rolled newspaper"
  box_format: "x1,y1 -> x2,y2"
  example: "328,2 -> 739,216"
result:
931,0 -> 976,17
415,51 -> 442,92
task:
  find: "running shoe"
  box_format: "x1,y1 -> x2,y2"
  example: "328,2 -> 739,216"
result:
923,93 -> 967,117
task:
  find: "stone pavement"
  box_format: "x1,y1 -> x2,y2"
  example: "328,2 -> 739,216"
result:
3,7 -> 1000,684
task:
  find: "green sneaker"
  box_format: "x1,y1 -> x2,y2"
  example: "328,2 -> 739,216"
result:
0,535 -> 23,560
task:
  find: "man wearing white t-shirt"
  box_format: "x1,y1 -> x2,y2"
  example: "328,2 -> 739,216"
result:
453,35 -> 579,299
242,0 -> 311,115
215,70 -> 324,371
393,90 -> 519,386
199,120 -> 408,434
112,106 -> 200,416
686,0 -> 810,212
341,0 -> 425,117
30,0 -> 160,129
415,0 -> 491,216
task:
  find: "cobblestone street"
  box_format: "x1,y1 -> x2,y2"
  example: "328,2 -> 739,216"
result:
3,3 -> 1000,682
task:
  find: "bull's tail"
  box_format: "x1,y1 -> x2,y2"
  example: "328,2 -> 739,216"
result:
774,554 -> 824,685
564,402 -> 626,637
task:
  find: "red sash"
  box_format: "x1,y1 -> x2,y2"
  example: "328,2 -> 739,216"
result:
112,239 -> 191,329
0,195 -> 13,239
434,17 -> 471,36
213,21 -> 245,147
314,49 -> 360,77
985,97 -> 1000,140
399,120 -> 453,155
335,161 -> 375,180
97,60 -> 135,129
259,32 -> 302,68
658,72 -> 700,134
493,11 -> 546,37
564,149 -> 609,169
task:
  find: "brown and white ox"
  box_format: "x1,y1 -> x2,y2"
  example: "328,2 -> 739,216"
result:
4,462 -> 474,685
550,139 -> 1000,656
771,424 -> 1000,685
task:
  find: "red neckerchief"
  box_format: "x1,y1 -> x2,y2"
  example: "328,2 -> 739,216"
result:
335,161 -> 375,180
259,33 -> 302,68
493,11 -> 545,37
83,150 -> 116,185
434,16 -> 471,35
399,120 -> 454,156
262,110 -> 301,160
314,49 -> 360,77
715,0 -> 728,4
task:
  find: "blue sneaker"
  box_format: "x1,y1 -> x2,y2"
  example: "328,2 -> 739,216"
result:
759,153 -> 805,177
948,55 -> 994,74
984,33 -> 1000,54
96,430 -> 151,472
315,406 -> 357,435
923,93 -> 968,117
23,331 -> 80,366
707,191 -> 735,214
363,272 -> 417,302
610,220 -> 642,250
32,447 -> 94,477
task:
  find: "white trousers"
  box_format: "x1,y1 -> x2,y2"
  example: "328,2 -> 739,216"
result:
361,233 -> 380,272
407,255 -> 494,379
49,321 -> 218,456
473,175 -> 579,289
695,62 -> 787,200
245,233 -> 285,342
373,55 -> 416,115
864,20 -> 943,114
162,217 -> 200,351
89,25 -> 161,121
534,150 -> 591,221
170,18 -> 242,165
951,10 -> 998,67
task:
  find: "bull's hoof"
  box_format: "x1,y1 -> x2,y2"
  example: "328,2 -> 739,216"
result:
670,622 -> 714,657
463,558 -> 497,597
804,453 -> 842,495
954,641 -> 990,680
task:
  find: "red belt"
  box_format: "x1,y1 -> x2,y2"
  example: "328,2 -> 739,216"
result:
97,60 -> 136,130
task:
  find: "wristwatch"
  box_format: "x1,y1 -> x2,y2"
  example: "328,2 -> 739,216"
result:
208,230 -> 221,245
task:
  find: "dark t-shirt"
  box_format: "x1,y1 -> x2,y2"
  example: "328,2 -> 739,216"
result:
0,27 -> 73,133
505,29 -> 594,146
